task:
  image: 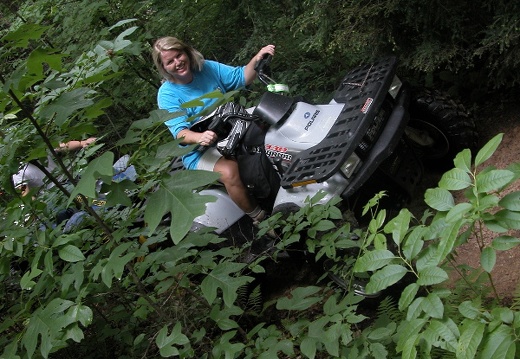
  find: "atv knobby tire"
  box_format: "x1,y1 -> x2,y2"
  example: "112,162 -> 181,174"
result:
408,89 -> 478,165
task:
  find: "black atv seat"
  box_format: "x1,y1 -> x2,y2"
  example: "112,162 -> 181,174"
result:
253,91 -> 295,126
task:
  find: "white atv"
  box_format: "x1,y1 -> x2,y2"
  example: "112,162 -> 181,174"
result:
189,55 -> 477,238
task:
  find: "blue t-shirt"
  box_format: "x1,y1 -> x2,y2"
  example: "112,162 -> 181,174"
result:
157,60 -> 246,169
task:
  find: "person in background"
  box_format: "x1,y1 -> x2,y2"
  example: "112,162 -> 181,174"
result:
152,37 -> 275,225
12,137 -> 96,197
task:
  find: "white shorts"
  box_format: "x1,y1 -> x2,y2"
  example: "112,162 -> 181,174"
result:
195,147 -> 222,171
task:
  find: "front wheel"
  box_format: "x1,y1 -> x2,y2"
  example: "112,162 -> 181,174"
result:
407,89 -> 478,166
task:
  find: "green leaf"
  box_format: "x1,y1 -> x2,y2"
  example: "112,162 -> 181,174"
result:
417,266 -> 449,286
354,249 -> 396,272
439,168 -> 472,191
457,319 -> 485,359
402,226 -> 426,260
446,202 -> 473,222
156,323 -> 190,357
453,149 -> 472,173
475,133 -> 503,167
300,337 -> 317,359
201,262 -> 252,306
276,286 -> 322,311
492,235 -> 520,250
383,208 -> 411,246
58,245 -> 86,263
22,298 -> 75,358
458,300 -> 481,319
68,151 -> 115,205
421,293 -> 444,319
144,170 -> 220,244
2,23 -> 50,48
476,169 -> 515,193
481,247 -> 496,273
434,219 -> 464,264
480,324 -> 516,359
499,191 -> 520,211
39,87 -> 95,126
366,264 -> 407,294
424,188 -> 455,211
494,209 -> 520,230
101,243 -> 135,287
399,283 -> 420,311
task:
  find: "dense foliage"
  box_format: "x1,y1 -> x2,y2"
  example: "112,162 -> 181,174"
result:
1,0 -> 520,358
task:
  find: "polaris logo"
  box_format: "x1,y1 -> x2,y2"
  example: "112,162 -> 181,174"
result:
304,110 -> 320,131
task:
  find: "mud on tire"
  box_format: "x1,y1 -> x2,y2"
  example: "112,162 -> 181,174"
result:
408,89 -> 478,165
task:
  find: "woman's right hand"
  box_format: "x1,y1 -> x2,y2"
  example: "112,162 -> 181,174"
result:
198,130 -> 217,147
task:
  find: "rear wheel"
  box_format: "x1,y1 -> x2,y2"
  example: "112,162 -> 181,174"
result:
407,89 -> 478,166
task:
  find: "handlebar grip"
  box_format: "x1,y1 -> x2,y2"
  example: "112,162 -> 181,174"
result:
254,54 -> 272,73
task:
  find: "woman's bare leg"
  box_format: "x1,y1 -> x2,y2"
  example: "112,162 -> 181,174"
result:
213,157 -> 257,213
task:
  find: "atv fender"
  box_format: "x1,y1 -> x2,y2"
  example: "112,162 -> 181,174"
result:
192,188 -> 245,234
272,172 -> 349,211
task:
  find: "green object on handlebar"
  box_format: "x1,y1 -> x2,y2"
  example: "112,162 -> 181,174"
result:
267,83 -> 290,93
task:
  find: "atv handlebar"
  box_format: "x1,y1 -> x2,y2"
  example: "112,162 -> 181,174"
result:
255,54 -> 273,86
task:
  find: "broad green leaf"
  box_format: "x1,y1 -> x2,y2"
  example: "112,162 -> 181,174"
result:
300,337 -> 317,359
113,26 -> 138,52
492,235 -> 520,250
201,262 -> 252,306
458,301 -> 481,320
439,168 -> 472,191
446,202 -> 473,222
481,246 -> 496,273
156,323 -> 190,357
480,324 -> 516,359
475,133 -> 503,167
395,319 -> 426,353
424,188 -> 455,211
366,264 -> 407,294
22,298 -> 75,358
276,286 -> 322,311
70,304 -> 93,327
457,319 -> 485,359
58,245 -> 85,262
20,268 -> 43,290
367,323 -> 396,340
383,208 -> 411,246
210,305 -> 241,330
68,151 -> 114,205
476,169 -> 515,193
494,209 -> 520,230
453,149 -> 472,173
144,170 -> 220,244
27,48 -> 65,75
2,23 -> 50,48
104,180 -> 138,207
354,249 -> 396,272
421,293 -> 444,319
499,191 -> 520,211
101,242 -> 135,287
434,219 -> 464,264
417,266 -> 449,286
39,87 -> 95,126
402,226 -> 426,260
426,319 -> 458,351
399,283 -> 420,311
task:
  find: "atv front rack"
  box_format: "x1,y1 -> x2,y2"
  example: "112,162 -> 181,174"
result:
280,56 -> 405,189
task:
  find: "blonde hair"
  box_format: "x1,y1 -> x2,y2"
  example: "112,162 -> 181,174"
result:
152,37 -> 205,82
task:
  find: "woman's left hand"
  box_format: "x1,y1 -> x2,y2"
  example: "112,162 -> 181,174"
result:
255,44 -> 276,62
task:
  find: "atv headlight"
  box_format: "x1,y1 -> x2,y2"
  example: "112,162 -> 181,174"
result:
340,153 -> 361,179
388,76 -> 402,99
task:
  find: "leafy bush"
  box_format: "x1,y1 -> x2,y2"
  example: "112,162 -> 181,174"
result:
2,2 -> 520,358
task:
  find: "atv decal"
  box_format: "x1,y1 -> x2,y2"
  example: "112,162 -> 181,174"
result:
304,110 -> 321,130
361,98 -> 374,114
265,144 -> 293,161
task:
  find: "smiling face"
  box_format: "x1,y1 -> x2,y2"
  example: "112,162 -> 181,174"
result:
160,49 -> 193,84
